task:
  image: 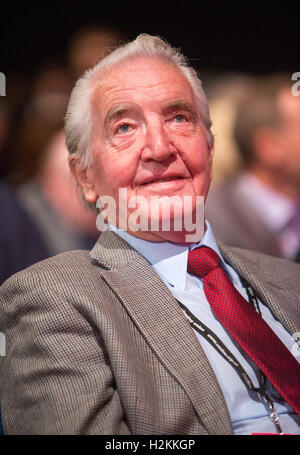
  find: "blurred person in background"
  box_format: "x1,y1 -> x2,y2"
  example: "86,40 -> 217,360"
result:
6,63 -> 71,185
0,24 -> 124,283
0,99 -> 49,284
206,74 -> 300,262
67,23 -> 124,81
206,74 -> 255,185
0,181 -> 49,285
3,23 -> 124,185
12,25 -> 124,255
16,129 -> 98,255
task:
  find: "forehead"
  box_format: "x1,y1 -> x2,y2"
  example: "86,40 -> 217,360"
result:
91,57 -> 195,117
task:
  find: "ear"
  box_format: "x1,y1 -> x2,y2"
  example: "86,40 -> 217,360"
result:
69,155 -> 98,203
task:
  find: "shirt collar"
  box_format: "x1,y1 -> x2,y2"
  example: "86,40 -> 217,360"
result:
110,221 -> 233,290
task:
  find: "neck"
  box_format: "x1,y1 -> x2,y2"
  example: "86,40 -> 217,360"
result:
116,220 -> 206,245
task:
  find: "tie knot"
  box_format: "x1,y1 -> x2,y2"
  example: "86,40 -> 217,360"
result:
187,246 -> 221,278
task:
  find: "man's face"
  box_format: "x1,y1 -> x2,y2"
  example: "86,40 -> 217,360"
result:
82,57 -> 213,242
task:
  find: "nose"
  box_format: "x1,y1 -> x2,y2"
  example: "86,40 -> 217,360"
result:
141,119 -> 176,162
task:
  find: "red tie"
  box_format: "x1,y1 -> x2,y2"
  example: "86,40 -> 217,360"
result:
187,246 -> 300,416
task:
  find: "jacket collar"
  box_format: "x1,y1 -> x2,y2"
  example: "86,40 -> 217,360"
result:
218,241 -> 299,336
91,231 -> 298,335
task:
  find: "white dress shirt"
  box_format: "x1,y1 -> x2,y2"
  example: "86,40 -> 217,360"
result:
110,221 -> 300,434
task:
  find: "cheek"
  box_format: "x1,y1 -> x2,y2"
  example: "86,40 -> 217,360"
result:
178,136 -> 211,172
92,148 -> 139,194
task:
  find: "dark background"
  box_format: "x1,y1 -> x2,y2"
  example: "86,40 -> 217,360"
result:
1,1 -> 300,79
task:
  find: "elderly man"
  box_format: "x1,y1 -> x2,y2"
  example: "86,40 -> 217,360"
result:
0,35 -> 299,435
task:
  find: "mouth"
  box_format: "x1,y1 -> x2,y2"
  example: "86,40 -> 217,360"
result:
140,176 -> 184,186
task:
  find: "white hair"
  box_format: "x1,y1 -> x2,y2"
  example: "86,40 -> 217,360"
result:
65,33 -> 214,169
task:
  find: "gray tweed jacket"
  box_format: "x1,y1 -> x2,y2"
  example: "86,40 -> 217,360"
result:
0,231 -> 299,435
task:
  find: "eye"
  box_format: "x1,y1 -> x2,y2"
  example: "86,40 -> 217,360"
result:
117,123 -> 131,134
173,114 -> 187,123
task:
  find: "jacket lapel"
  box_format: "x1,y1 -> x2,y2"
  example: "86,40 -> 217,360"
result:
219,242 -> 299,335
90,231 -> 233,435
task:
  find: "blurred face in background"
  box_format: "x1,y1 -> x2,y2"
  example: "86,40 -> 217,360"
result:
41,130 -> 98,236
276,88 -> 300,189
76,57 -> 213,243
69,29 -> 123,80
252,87 -> 300,199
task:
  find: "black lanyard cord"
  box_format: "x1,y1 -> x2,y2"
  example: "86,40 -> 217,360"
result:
177,299 -> 262,393
177,279 -> 285,433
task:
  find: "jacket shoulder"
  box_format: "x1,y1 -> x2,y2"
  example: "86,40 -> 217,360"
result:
229,244 -> 300,268
0,249 -> 108,313
222,243 -> 300,291
2,250 -> 92,286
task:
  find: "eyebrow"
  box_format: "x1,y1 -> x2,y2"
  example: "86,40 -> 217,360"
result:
103,99 -> 199,131
103,104 -> 141,131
